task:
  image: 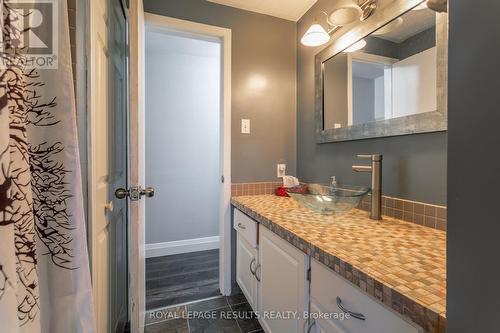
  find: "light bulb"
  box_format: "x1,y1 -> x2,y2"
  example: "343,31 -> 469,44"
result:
301,24 -> 330,47
343,39 -> 367,53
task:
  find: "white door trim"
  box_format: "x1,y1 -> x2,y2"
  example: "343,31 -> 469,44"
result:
143,13 -> 232,296
129,1 -> 146,331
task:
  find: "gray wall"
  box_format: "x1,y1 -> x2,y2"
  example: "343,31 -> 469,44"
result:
145,32 -> 220,244
144,0 -> 297,183
447,0 -> 500,331
399,27 -> 435,60
297,0 -> 447,205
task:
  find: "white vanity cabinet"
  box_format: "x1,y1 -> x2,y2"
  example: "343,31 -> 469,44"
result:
234,209 -> 259,310
258,225 -> 309,333
309,259 -> 422,333
234,208 -> 422,333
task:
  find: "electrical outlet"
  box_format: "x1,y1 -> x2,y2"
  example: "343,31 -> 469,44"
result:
277,164 -> 286,178
241,119 -> 250,134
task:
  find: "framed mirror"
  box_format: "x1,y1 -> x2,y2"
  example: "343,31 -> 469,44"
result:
315,0 -> 447,143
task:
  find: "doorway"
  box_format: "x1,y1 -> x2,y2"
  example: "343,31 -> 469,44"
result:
142,13 -> 232,315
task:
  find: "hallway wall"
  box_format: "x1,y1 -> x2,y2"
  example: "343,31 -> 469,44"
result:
145,32 -> 220,247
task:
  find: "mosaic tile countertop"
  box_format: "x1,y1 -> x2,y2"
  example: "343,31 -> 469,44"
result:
231,195 -> 446,333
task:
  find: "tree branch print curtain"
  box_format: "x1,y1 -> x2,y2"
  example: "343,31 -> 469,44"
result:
0,0 -> 96,332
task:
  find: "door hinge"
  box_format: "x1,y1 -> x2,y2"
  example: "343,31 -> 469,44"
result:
221,175 -> 225,183
307,268 -> 311,281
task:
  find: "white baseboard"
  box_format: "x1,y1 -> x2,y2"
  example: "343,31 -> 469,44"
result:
145,236 -> 220,258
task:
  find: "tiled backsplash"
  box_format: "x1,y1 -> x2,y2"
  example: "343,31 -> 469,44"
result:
231,182 -> 447,232
231,182 -> 282,196
359,194 -> 447,231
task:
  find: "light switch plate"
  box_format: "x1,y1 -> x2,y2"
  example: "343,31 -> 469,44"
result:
241,119 -> 250,134
277,164 -> 286,178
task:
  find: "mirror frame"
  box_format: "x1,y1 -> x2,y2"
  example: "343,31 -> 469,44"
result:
315,0 -> 448,143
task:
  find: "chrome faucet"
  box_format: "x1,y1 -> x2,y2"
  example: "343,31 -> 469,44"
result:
352,154 -> 382,220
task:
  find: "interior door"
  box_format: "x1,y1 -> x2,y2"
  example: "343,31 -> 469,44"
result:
88,0 -> 111,332
128,0 -> 147,332
109,1 -> 129,332
88,0 -> 129,332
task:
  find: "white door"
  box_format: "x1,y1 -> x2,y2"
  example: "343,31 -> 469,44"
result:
88,0 -> 128,332
88,0 -> 109,328
258,226 -> 309,333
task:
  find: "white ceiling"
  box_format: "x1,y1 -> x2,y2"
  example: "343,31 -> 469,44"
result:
376,9 -> 436,43
206,0 -> 317,21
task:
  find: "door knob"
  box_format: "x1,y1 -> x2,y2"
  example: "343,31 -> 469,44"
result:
115,188 -> 129,199
115,186 -> 155,200
140,187 -> 155,198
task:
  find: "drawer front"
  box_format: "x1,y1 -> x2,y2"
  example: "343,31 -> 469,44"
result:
234,209 -> 258,248
310,302 -> 347,333
311,259 -> 422,333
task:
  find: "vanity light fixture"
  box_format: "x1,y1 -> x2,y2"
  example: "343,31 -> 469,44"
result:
301,0 -> 378,47
327,0 -> 363,26
343,39 -> 367,52
300,23 -> 331,47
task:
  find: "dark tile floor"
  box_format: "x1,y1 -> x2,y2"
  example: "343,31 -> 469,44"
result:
146,249 -> 220,310
144,293 -> 263,333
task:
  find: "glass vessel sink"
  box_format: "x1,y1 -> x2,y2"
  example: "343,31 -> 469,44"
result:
286,184 -> 370,215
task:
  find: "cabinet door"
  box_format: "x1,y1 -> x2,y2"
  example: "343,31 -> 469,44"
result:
236,233 -> 258,309
258,226 -> 308,333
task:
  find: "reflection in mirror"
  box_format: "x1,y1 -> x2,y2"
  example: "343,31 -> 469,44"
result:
323,6 -> 437,130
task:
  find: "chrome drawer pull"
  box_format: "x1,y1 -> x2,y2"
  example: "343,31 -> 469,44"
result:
336,296 -> 366,321
237,222 -> 246,230
249,258 -> 257,275
254,264 -> 261,282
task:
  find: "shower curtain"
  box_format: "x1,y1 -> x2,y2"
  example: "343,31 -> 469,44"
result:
0,0 -> 96,332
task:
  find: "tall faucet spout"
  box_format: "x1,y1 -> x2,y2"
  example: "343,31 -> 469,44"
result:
352,165 -> 372,173
352,154 -> 382,220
